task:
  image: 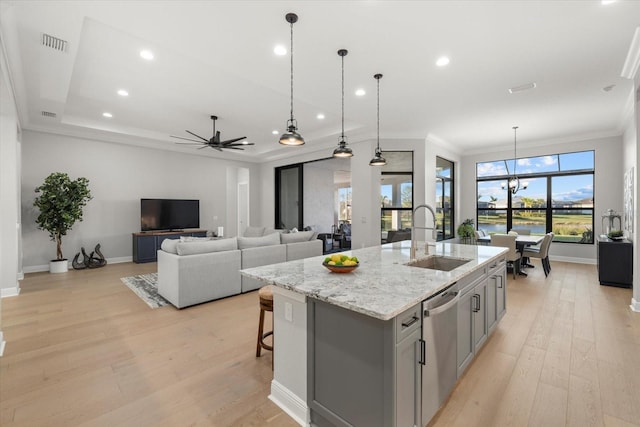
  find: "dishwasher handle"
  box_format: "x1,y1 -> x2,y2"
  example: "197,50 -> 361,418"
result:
423,291 -> 460,317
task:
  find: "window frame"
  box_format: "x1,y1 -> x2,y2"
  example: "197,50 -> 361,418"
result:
476,150 -> 594,244
380,151 -> 414,236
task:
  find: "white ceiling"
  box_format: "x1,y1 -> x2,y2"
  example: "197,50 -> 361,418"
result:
1,1 -> 638,162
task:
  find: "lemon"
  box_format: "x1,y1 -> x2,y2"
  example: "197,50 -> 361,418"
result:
331,254 -> 342,263
328,261 -> 336,266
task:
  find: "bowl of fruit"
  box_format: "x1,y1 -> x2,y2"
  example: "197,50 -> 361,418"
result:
323,254 -> 359,273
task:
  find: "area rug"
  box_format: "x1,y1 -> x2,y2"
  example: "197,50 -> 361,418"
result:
120,273 -> 169,309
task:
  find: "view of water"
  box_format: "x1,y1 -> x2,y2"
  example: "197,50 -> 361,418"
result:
479,223 -> 546,235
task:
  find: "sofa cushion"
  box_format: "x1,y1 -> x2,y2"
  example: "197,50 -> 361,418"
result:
237,232 -> 280,249
280,230 -> 316,244
264,227 -> 287,235
179,236 -> 212,242
176,237 -> 238,255
243,226 -> 265,237
160,238 -> 179,254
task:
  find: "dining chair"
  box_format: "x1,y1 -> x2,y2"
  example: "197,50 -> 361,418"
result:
511,228 -> 531,235
490,234 -> 521,279
522,232 -> 554,277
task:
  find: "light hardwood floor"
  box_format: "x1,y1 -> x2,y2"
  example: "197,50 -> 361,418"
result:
1,260 -> 639,427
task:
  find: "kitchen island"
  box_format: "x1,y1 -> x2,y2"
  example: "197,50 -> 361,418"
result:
241,241 -> 507,427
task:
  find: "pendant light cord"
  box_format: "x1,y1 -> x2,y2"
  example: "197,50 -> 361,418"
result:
513,126 -> 518,176
341,54 -> 345,140
289,21 -> 294,122
376,77 -> 380,150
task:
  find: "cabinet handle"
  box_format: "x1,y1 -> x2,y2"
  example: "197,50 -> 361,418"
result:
497,276 -> 503,289
419,339 -> 426,365
402,315 -> 419,328
473,294 -> 481,312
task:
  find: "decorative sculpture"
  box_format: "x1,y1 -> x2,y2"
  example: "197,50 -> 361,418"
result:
72,244 -> 107,269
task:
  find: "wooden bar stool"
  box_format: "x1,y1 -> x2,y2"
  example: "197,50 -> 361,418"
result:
256,285 -> 274,360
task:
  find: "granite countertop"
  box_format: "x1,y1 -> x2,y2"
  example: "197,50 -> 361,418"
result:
240,241 -> 507,321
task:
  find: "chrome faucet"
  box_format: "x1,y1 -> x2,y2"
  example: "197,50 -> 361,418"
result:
411,204 -> 438,261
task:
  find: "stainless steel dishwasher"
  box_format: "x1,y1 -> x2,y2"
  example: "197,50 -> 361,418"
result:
421,282 -> 460,426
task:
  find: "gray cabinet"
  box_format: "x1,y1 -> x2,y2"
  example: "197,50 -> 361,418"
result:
457,257 -> 506,378
307,299 -> 421,427
487,261 -> 507,333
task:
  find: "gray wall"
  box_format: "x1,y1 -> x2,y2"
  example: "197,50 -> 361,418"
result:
20,130 -> 259,270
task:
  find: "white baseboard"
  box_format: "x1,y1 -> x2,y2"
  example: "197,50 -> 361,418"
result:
549,255 -> 597,265
0,331 -> 5,357
22,256 -> 134,274
631,298 -> 640,313
269,379 -> 309,426
1,285 -> 20,298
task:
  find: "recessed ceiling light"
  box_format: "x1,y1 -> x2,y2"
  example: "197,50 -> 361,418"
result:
274,45 -> 287,56
272,130 -> 279,135
355,89 -> 366,96
140,49 -> 154,60
317,113 -> 325,120
601,0 -> 616,5
508,82 -> 537,94
603,84 -> 616,92
242,140 -> 249,145
436,56 -> 450,67
103,112 -> 113,118
117,89 -> 129,97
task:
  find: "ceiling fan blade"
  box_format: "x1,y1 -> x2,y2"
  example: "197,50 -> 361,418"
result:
223,146 -> 245,150
226,142 -> 255,146
197,145 -> 209,150
186,130 -> 209,142
221,136 -> 247,145
171,135 -> 207,143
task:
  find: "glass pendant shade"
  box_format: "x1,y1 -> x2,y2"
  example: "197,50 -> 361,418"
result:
369,147 -> 386,166
333,140 -> 353,158
279,120 -> 305,146
279,13 -> 304,146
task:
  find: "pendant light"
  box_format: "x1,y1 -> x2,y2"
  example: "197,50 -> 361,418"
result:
369,73 -> 386,166
333,49 -> 353,158
279,13 -> 305,146
501,126 -> 528,194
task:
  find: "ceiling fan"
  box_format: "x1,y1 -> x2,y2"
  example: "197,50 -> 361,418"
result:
171,115 -> 253,151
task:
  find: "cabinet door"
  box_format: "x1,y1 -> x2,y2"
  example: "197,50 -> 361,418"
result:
457,290 -> 474,377
486,274 -> 498,333
134,235 -> 157,263
473,280 -> 488,353
495,267 -> 506,321
395,328 -> 421,427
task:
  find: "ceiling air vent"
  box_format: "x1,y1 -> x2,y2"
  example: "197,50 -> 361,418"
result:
41,33 -> 68,52
41,111 -> 57,118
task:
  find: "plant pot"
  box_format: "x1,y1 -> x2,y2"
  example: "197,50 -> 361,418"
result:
49,259 -> 69,273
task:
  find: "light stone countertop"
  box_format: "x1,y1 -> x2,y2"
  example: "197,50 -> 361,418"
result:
240,241 -> 507,321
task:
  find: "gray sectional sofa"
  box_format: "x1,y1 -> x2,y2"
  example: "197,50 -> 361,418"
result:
157,227 -> 322,308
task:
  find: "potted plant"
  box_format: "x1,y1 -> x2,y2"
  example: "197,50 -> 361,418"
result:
457,218 -> 476,245
33,172 -> 92,273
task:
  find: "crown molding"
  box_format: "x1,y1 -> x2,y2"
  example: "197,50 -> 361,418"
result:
621,27 -> 640,80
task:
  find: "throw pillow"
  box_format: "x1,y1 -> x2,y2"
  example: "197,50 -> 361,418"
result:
280,230 -> 315,244
243,226 -> 265,237
160,238 -> 179,254
176,237 -> 238,255
237,232 -> 280,249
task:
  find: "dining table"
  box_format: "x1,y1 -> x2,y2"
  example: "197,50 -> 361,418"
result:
477,234 -> 544,276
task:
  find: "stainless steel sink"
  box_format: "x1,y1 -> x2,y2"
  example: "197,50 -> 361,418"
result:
406,255 -> 471,271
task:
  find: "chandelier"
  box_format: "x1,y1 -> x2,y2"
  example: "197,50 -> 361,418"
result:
333,49 -> 353,158
501,126 -> 528,194
279,13 -> 305,146
369,73 -> 386,166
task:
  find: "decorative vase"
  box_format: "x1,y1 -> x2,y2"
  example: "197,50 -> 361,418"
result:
49,259 -> 68,273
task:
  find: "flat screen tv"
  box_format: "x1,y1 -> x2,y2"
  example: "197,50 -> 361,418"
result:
140,198 -> 200,232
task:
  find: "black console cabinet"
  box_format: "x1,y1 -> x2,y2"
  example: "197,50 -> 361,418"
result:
132,230 -> 207,263
597,236 -> 633,288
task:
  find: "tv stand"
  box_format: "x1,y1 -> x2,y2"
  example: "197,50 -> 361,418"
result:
132,229 -> 207,263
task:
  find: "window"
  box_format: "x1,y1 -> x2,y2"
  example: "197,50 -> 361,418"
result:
381,152 -> 413,239
338,186 -> 352,222
476,150 -> 594,243
436,157 -> 455,240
